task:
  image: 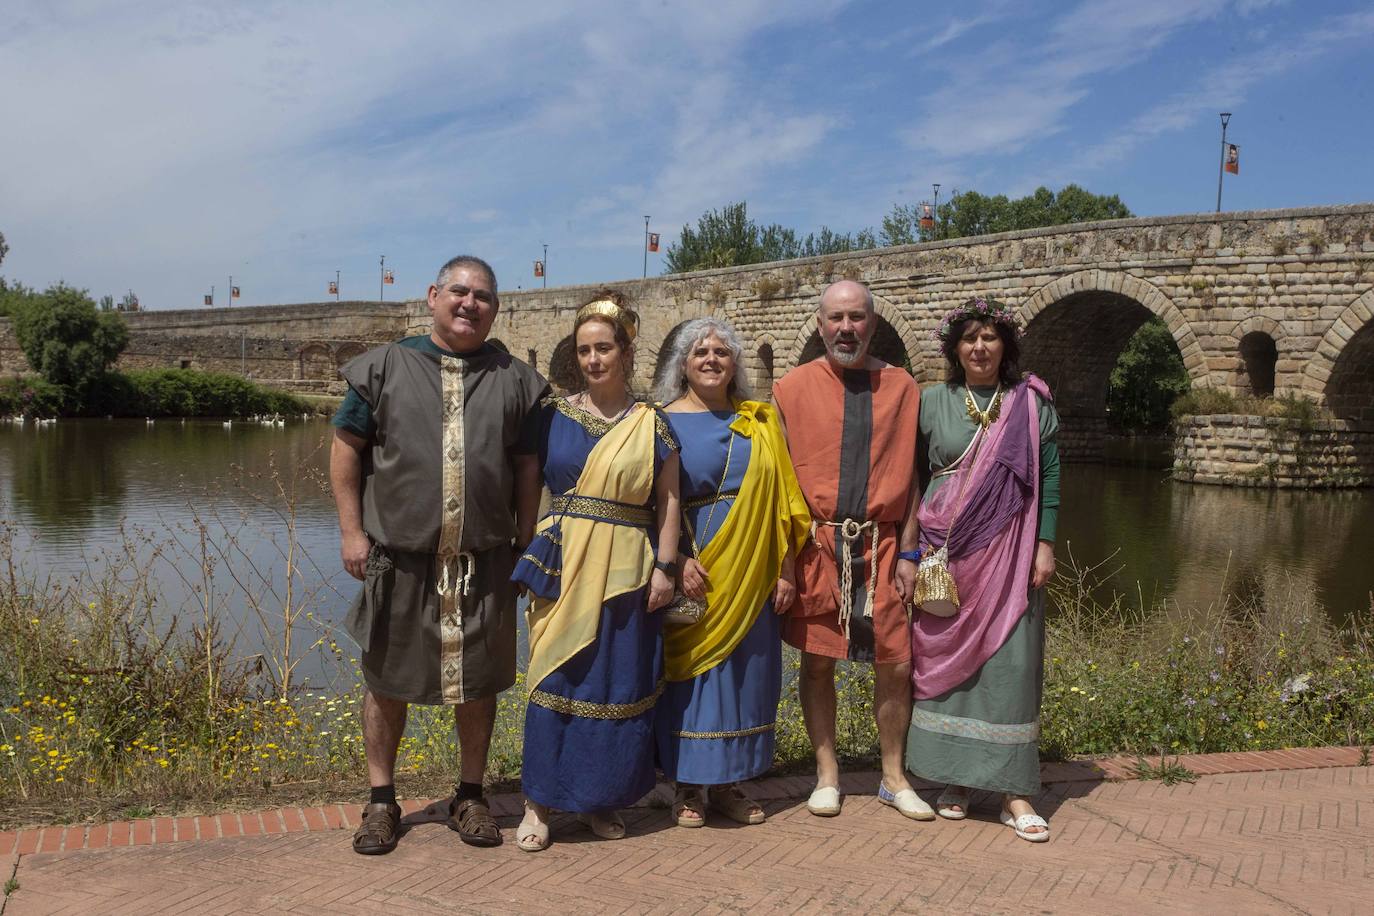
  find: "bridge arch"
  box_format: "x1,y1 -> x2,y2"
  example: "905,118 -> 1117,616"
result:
1304,289 -> 1374,423
548,335 -> 579,392
334,342 -> 367,367
1017,271 -> 1206,460
297,343 -> 334,381
1232,317 -> 1284,397
786,291 -> 922,376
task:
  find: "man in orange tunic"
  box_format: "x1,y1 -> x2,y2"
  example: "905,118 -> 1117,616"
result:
772,280 -> 930,821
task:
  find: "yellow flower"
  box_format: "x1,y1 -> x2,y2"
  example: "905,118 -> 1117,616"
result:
1256,720 -> 1268,730
157,759 -> 170,768
47,749 -> 59,758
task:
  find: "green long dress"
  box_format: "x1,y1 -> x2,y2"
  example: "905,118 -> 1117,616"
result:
904,382 -> 1060,796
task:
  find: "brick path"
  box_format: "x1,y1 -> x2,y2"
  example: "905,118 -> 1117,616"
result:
3,749 -> 1371,914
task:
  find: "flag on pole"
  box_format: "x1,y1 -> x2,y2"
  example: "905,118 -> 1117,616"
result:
647,232 -> 660,252
231,286 -> 241,299
328,280 -> 339,295
382,269 -> 395,285
204,294 -> 213,306
919,202 -> 934,230
533,260 -> 544,278
1225,143 -> 1239,175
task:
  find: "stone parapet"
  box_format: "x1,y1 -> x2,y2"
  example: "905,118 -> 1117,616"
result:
1172,414 -> 1374,488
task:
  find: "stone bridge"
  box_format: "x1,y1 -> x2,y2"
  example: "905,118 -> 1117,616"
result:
2,204 -> 1372,467
489,203 -> 1374,461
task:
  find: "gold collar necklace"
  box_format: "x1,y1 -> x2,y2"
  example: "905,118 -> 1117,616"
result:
964,383 -> 1003,429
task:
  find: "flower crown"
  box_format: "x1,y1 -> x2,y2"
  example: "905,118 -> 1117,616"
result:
576,298 -> 638,341
933,298 -> 1023,342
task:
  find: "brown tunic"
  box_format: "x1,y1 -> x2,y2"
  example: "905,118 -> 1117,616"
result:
340,340 -> 549,704
772,358 -> 919,663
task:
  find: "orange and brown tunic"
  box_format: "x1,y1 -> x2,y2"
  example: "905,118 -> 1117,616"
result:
772,358 -> 919,664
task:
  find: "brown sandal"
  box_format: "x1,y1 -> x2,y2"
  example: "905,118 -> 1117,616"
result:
447,797 -> 502,848
352,802 -> 402,855
709,784 -> 766,825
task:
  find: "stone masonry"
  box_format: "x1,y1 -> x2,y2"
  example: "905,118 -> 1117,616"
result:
3,204 -> 1373,470
1173,415 -> 1374,488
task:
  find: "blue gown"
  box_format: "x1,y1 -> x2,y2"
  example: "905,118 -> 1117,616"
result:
518,402 -> 673,813
655,409 -> 781,785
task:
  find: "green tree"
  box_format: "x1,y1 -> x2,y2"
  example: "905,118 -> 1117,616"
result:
1107,318 -> 1190,433
881,185 -> 1133,245
10,283 -> 130,399
664,202 -> 875,273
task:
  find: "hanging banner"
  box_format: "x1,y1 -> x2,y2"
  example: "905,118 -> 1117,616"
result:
204,294 -> 213,306
533,260 -> 545,278
919,201 -> 934,230
1225,143 -> 1239,175
647,232 -> 660,252
231,286 -> 241,299
382,269 -> 395,285
328,280 -> 339,295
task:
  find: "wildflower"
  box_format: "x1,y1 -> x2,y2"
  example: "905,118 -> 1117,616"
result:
1256,720 -> 1268,730
1210,672 -> 1221,683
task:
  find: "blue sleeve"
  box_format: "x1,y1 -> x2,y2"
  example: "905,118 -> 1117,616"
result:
331,385 -> 374,440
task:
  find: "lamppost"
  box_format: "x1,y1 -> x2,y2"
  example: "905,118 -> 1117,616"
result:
643,215 -> 651,279
932,183 -> 941,240
335,269 -> 341,302
542,243 -> 548,289
1216,112 -> 1232,213
379,255 -> 386,302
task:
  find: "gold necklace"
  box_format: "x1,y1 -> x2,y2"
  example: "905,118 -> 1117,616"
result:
964,383 -> 1003,429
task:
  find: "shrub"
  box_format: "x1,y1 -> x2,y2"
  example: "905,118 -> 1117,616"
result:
8,283 -> 128,397
0,376 -> 66,417
82,369 -> 310,418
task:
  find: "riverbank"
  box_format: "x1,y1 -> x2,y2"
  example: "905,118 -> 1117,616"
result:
0,369 -> 317,419
3,540 -> 1371,830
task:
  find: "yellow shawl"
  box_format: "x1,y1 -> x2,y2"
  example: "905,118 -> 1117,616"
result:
664,400 -> 812,682
525,404 -> 659,695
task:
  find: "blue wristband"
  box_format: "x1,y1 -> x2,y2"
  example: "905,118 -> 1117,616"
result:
897,549 -> 922,563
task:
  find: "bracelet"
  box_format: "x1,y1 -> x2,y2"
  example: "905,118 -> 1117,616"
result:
897,549 -> 922,563
653,558 -> 679,577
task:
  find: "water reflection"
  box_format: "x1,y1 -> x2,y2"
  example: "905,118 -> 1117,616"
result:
2,421 -> 1371,663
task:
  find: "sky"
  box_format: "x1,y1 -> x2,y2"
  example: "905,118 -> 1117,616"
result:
2,0 -> 1372,310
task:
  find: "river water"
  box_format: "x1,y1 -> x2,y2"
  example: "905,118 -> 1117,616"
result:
2,419 -> 1371,678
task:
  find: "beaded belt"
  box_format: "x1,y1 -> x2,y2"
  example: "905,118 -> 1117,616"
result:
549,494 -> 654,528
683,488 -> 740,511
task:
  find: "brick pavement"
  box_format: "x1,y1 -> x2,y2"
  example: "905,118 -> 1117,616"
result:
3,749 -> 1371,914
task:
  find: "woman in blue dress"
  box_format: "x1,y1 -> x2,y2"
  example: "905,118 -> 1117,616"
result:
512,291 -> 680,852
654,317 -> 811,827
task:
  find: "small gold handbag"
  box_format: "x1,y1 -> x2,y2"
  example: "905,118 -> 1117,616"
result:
912,545 -> 959,617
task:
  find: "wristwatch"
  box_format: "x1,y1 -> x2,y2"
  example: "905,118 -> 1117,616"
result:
653,558 -> 679,577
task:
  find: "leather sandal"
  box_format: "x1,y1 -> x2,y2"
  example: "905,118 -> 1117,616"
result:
672,784 -> 706,828
578,810 -> 626,840
516,804 -> 550,852
352,802 -> 402,855
447,797 -> 502,848
708,784 -> 765,825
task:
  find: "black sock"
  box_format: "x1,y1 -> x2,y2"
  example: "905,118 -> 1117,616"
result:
455,780 -> 483,802
369,784 -> 397,807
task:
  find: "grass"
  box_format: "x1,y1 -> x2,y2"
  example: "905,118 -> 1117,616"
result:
2,499 -> 1372,829
1131,753 -> 1199,786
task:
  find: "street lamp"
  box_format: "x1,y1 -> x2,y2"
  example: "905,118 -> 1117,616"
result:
932,183 -> 941,240
1216,112 -> 1232,213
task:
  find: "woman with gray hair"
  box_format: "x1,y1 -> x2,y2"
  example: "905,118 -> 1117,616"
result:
655,317 -> 812,828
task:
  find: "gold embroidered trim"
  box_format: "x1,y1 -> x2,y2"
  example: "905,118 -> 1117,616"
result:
518,554 -> 560,577
437,357 -> 467,705
549,494 -> 654,527
683,489 -> 740,511
671,722 -> 775,740
548,396 -> 677,450
529,679 -> 665,719
653,412 -> 678,451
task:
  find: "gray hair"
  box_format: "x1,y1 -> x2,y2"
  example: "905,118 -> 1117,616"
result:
435,255 -> 498,296
653,317 -> 756,405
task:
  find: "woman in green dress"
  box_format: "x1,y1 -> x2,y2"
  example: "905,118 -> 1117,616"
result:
906,298 -> 1060,843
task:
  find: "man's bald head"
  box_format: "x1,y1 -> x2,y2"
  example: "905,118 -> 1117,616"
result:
815,280 -> 876,368
817,280 -> 874,315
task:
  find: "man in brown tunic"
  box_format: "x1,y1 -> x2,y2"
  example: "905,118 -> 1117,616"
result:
772,280 -> 932,822
330,255 -> 548,853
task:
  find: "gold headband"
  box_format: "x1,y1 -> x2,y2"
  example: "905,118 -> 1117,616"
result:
576,299 -> 638,341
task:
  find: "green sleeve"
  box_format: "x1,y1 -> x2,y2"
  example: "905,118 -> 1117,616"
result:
330,385 -> 374,440
1037,395 -> 1060,543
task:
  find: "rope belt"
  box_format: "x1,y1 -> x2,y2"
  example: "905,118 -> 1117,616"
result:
436,550 -> 476,603
813,517 -> 879,637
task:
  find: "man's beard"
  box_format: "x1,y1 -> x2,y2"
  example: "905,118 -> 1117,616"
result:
825,334 -> 864,366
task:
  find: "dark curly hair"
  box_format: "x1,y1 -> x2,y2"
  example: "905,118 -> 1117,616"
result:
941,317 -> 1023,386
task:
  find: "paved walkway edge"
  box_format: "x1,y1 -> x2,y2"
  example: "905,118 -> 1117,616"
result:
1,745 -> 1366,856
